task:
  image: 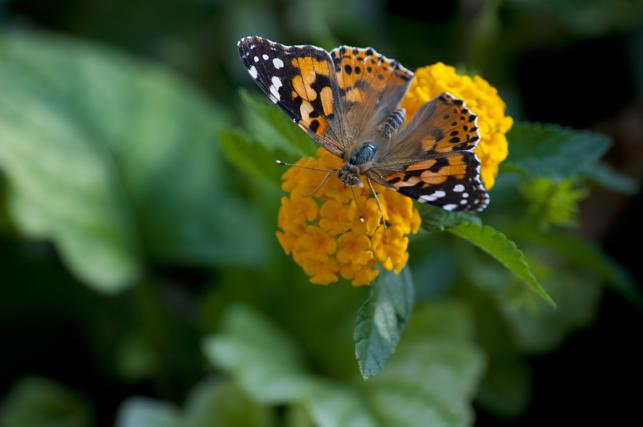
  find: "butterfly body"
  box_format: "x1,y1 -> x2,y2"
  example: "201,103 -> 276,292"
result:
238,36 -> 489,212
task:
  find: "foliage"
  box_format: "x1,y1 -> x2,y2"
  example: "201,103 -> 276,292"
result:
0,1 -> 641,425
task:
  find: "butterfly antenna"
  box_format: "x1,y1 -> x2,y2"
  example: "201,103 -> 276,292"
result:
275,160 -> 336,173
350,185 -> 366,223
305,170 -> 333,197
367,177 -> 387,229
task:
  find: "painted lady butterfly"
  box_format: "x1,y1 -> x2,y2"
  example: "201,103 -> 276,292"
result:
237,36 -> 489,212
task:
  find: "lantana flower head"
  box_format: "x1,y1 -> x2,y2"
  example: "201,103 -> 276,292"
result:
277,148 -> 421,286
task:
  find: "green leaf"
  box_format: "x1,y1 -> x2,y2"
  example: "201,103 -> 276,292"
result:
504,123 -> 610,180
422,207 -> 555,307
204,305 -> 377,426
354,267 -> 415,379
116,379 -> 274,427
0,30 -> 268,291
183,379 -> 275,427
510,228 -> 642,307
219,129 -> 290,187
365,302 -> 485,427
476,357 -> 531,418
581,162 -> 639,194
117,398 -> 180,427
0,377 -> 92,427
240,90 -> 317,157
205,303 -> 484,427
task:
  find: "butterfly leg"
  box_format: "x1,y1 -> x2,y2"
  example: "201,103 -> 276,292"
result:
350,185 -> 366,223
305,170 -> 333,197
367,177 -> 387,229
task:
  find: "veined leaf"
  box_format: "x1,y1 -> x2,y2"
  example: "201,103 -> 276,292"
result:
422,207 -> 555,307
354,267 -> 415,379
504,123 -> 610,180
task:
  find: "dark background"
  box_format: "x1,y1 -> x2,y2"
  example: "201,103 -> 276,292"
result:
1,0 -> 642,425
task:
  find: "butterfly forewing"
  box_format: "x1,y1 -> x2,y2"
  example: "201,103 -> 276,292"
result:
237,36 -> 345,156
329,46 -> 414,144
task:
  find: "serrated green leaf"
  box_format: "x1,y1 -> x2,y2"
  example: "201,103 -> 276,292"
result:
354,267 -> 415,379
240,90 -> 317,157
0,377 -> 92,427
219,129 -> 289,187
0,31 -> 268,291
452,224 -> 555,307
504,122 -> 610,179
581,162 -> 639,194
421,207 -> 555,307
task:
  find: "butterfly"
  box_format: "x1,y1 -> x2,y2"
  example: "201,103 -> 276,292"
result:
237,36 -> 489,212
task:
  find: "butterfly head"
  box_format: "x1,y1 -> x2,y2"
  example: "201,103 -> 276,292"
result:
336,142 -> 378,187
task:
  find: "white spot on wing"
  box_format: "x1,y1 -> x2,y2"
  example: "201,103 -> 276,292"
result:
418,190 -> 446,202
262,54 -> 269,60
453,184 -> 465,192
249,66 -> 258,79
254,56 -> 259,62
273,58 -> 284,69
269,76 -> 282,100
443,204 -> 457,211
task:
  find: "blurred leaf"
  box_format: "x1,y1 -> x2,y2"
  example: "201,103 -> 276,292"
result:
219,129 -> 287,186
500,270 -> 602,354
365,302 -> 485,427
510,228 -> 642,307
205,303 -> 484,427
240,90 -> 317,157
354,267 -> 414,379
521,178 -> 588,228
117,398 -> 180,427
581,162 -> 639,194
504,123 -> 610,180
184,379 -> 274,427
476,357 -> 531,418
116,379 -> 273,427
204,305 -> 377,426
0,30 -> 268,291
0,377 -> 92,427
422,207 -> 555,307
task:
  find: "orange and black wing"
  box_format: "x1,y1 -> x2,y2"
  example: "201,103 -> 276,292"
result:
238,36 -> 345,156
329,45 -> 414,144
378,93 -> 489,212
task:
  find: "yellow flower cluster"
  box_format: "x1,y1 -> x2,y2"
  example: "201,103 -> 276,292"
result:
276,149 -> 421,286
401,62 -> 513,189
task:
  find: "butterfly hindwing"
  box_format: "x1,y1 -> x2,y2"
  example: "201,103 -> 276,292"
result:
329,46 -> 413,143
237,36 -> 345,156
377,93 -> 488,211
385,151 -> 489,211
